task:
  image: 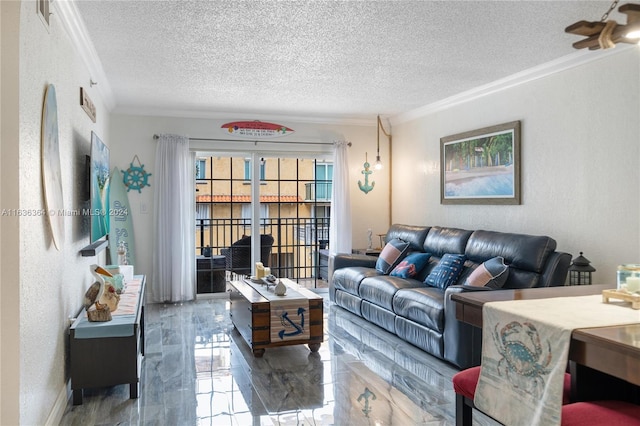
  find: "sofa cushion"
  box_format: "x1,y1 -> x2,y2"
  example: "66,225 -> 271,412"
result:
390,252 -> 431,278
361,301 -> 397,334
393,286 -> 446,332
332,267 -> 380,296
464,256 -> 509,289
359,275 -> 423,310
425,254 -> 466,289
334,290 -> 363,316
376,238 -> 410,274
395,316 -> 444,359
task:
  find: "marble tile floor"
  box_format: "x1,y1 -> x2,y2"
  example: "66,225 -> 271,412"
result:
60,294 -> 498,425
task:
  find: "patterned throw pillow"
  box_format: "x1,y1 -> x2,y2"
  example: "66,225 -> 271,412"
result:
424,253 -> 466,289
390,252 -> 431,278
465,256 -> 509,289
375,238 -> 410,274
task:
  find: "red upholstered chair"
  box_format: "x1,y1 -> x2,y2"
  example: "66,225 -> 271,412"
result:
452,366 -> 572,426
561,400 -> 640,425
452,367 -> 640,426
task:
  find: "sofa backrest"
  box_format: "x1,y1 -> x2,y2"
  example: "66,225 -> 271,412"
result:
387,224 -> 570,288
464,230 -> 559,288
423,226 -> 473,257
386,224 -> 430,252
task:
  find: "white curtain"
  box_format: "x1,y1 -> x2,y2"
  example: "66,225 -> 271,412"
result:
329,140 -> 352,255
152,134 -> 196,302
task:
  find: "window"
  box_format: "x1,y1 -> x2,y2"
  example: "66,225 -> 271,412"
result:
241,203 -> 269,220
313,205 -> 330,219
195,156 -> 333,289
196,203 -> 210,220
244,159 -> 265,181
315,163 -> 333,200
196,159 -> 206,180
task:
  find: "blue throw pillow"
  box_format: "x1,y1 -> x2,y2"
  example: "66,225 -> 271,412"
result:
375,238 -> 410,274
390,252 -> 431,278
425,253 -> 466,289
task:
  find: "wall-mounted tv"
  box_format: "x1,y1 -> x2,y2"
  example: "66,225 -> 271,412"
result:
90,131 -> 110,243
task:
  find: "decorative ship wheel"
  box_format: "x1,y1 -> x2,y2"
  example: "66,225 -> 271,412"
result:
122,155 -> 152,193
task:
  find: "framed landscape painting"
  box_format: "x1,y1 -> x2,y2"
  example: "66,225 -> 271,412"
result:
440,121 -> 521,205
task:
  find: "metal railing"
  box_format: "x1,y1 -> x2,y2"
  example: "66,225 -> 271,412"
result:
196,217 -> 330,285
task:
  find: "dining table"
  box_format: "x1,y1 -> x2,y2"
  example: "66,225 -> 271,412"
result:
451,284 -> 640,404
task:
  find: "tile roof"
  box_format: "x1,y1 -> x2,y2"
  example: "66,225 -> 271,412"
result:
196,195 -> 303,203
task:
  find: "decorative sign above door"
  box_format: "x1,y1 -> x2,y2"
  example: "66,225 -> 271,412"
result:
221,121 -> 294,139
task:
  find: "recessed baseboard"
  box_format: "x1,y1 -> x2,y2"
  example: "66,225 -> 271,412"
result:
45,380 -> 70,426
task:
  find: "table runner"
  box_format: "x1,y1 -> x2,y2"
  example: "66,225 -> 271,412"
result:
245,279 -> 311,343
475,294 -> 640,426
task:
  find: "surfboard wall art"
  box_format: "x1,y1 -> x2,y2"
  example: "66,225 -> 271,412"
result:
109,167 -> 136,267
41,84 -> 65,250
221,121 -> 294,139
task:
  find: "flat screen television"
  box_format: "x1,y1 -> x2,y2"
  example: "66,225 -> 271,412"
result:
89,131 -> 110,243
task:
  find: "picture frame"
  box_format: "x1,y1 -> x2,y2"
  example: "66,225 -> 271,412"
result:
440,121 -> 521,205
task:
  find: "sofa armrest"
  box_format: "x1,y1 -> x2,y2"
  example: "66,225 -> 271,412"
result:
540,251 -> 572,287
331,253 -> 377,273
443,285 -> 486,369
328,253 -> 378,292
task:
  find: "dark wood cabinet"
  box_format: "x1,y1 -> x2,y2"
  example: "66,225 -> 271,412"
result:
69,275 -> 145,405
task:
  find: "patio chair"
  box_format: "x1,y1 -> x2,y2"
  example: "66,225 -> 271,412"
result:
221,234 -> 274,276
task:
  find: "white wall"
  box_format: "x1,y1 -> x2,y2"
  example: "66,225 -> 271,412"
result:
391,47 -> 640,284
1,2 -> 110,424
109,115 -> 389,292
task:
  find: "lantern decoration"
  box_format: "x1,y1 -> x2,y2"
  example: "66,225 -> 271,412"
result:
568,252 -> 596,285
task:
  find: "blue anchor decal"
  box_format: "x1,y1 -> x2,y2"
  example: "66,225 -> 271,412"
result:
278,307 -> 306,339
358,154 -> 375,194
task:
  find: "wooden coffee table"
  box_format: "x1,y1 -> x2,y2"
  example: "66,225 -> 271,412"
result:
229,278 -> 323,357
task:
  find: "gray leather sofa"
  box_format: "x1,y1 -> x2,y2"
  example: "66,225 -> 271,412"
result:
329,224 -> 572,369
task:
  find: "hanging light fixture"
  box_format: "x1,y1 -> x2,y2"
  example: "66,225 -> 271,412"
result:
375,115 -> 391,171
565,1 -> 640,50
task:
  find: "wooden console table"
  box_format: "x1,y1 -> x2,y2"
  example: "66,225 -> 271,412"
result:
452,284 -> 640,403
69,275 -> 145,405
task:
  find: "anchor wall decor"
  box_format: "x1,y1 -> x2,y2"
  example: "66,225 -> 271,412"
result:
358,152 -> 375,194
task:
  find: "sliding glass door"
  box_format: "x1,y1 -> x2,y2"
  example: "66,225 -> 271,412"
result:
195,154 -> 332,293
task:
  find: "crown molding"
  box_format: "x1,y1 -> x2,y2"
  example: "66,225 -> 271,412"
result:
391,44 -> 637,126
54,0 -> 115,111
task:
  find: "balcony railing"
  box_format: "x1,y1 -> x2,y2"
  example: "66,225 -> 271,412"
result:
196,217 -> 330,286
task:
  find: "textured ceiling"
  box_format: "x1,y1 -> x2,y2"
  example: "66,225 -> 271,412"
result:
73,0 -> 617,122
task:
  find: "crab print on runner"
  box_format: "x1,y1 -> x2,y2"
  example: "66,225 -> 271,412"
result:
491,321 -> 552,398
